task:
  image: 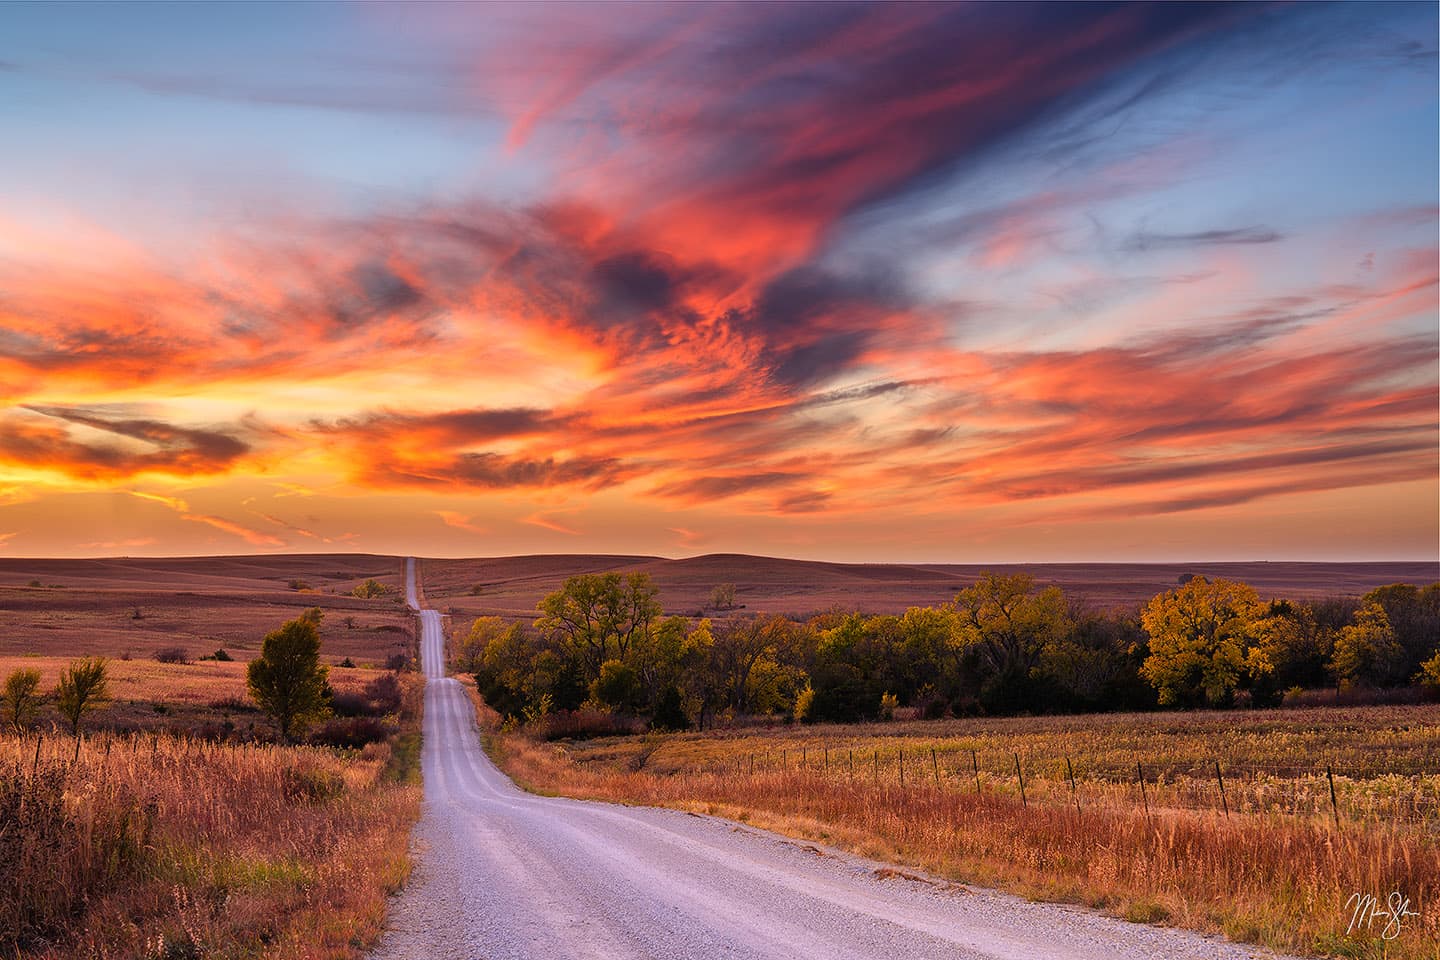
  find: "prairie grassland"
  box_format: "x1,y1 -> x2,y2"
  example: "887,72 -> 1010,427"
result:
2,675 -> 423,959
0,654 -> 400,739
482,702 -> 1439,960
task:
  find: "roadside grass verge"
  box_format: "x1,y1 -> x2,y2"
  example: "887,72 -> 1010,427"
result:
475,701 -> 1439,960
3,673 -> 423,959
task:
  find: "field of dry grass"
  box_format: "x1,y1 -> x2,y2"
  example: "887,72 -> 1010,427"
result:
3,671 -> 422,958
0,554 -> 412,663
482,703 -> 1440,960
0,655 -> 403,740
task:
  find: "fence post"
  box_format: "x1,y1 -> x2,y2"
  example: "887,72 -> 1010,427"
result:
931,747 -> 940,786
899,747 -> 904,787
802,747 -> 806,769
749,752 -> 754,776
1137,761 -> 1149,820
1214,760 -> 1228,818
873,750 -> 879,786
32,734 -> 42,776
782,749 -> 787,772
1065,755 -> 1079,812
824,746 -> 829,771
1326,765 -> 1340,829
972,749 -> 980,794
849,748 -> 854,781
1014,752 -> 1026,807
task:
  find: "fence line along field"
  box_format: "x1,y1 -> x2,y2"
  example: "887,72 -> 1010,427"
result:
481,699 -> 1440,960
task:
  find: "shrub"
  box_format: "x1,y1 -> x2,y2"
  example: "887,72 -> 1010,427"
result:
309,716 -> 394,750
330,691 -> 371,717
208,696 -> 257,714
212,648 -> 233,662
154,647 -> 191,665
352,579 -> 387,599
385,653 -> 411,672
539,708 -> 643,741
338,657 -> 356,668
55,658 -> 110,751
3,669 -> 42,733
363,674 -> 404,714
288,579 -> 310,591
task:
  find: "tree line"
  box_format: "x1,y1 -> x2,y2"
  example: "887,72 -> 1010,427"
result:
462,572 -> 1440,732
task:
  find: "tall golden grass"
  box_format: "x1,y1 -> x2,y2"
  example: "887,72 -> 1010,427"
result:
480,700 -> 1439,960
3,691 -> 421,958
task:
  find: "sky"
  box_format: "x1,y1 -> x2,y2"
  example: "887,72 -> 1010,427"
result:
0,1 -> 1436,562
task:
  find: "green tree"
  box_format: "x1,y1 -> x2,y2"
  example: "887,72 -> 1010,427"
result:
536,572 -> 662,679
247,615 -> 331,742
1141,577 -> 1268,707
55,658 -> 109,756
954,573 -> 1071,711
3,668 -> 42,734
1329,602 -> 1407,688
591,659 -> 641,711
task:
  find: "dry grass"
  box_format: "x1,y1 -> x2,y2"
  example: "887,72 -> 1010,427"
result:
2,674 -> 423,959
0,655 -> 405,740
482,704 -> 1440,960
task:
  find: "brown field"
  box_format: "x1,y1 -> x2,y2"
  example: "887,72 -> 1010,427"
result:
0,554 -> 413,664
419,554 -> 1440,622
482,700 -> 1440,960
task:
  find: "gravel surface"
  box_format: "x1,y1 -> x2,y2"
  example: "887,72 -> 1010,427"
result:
372,559 -> 1298,960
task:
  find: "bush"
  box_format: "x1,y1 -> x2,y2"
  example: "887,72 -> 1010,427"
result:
539,708 -> 642,741
385,653 -> 411,672
153,647 -> 191,665
288,579 -> 310,591
352,579 -> 387,599
338,657 -> 356,668
309,716 -> 394,750
330,691 -> 371,717
363,674 -> 404,715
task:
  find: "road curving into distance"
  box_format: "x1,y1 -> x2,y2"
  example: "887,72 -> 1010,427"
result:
373,558 -> 1290,960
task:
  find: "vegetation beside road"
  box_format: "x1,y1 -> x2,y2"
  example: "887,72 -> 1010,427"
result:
484,704 -> 1440,960
1,606 -> 424,959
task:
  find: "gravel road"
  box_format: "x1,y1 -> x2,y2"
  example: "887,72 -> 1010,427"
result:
372,559 -> 1293,960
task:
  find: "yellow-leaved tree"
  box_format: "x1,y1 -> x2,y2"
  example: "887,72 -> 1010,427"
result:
1141,577 -> 1271,707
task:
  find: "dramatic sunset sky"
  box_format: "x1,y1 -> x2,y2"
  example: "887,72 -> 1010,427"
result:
1,2 -> 1436,561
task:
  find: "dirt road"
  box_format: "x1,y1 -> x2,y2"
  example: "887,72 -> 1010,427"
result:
373,559 -> 1287,959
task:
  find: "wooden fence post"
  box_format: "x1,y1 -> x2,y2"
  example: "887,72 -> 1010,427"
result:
898,747 -> 904,787
971,749 -> 981,794
1137,762 -> 1149,820
749,752 -> 754,776
849,748 -> 854,781
824,746 -> 829,771
1065,755 -> 1079,812
1327,765 -> 1340,829
873,750 -> 879,786
1214,760 -> 1228,818
931,747 -> 940,786
1014,752 -> 1026,807
802,747 -> 806,769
